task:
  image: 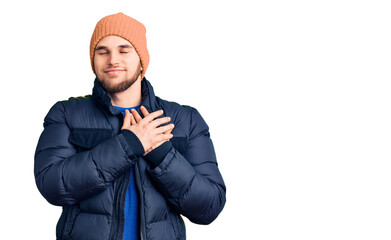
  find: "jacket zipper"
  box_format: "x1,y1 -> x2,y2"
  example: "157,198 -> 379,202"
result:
134,161 -> 146,240
110,112 -> 129,240
61,205 -> 80,240
110,170 -> 130,240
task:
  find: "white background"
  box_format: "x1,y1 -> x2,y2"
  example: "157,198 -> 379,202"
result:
1,0 -> 391,239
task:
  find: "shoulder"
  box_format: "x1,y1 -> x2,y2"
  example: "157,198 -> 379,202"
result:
44,94 -> 96,126
59,94 -> 95,110
60,94 -> 93,108
62,94 -> 92,102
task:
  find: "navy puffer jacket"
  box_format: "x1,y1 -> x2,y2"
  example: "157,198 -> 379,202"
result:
34,78 -> 226,240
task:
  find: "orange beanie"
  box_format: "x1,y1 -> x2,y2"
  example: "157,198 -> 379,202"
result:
90,12 -> 150,79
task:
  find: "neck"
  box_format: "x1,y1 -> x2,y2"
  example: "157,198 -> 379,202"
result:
108,78 -> 142,108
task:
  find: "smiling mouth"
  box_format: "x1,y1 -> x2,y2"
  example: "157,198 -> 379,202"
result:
105,69 -> 124,75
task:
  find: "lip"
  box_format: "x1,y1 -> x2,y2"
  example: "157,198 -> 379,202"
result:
104,69 -> 125,75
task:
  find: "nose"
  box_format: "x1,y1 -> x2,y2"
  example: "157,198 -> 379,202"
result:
108,52 -> 120,66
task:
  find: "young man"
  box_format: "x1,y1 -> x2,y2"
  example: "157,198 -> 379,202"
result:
34,12 -> 226,240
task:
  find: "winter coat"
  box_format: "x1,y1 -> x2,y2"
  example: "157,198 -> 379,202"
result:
34,78 -> 226,240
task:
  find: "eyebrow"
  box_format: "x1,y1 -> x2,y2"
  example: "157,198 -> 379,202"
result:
95,44 -> 133,51
119,44 -> 133,49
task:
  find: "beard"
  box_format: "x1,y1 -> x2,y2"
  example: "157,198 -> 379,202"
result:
99,62 -> 141,94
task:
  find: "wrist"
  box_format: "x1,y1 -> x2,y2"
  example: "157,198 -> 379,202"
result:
144,141 -> 172,168
120,129 -> 145,156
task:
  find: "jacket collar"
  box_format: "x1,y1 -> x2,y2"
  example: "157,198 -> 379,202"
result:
92,77 -> 159,116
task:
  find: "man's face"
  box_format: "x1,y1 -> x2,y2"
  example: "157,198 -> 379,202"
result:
94,35 -> 142,93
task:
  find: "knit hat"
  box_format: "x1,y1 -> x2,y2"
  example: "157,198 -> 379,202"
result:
90,12 -> 149,79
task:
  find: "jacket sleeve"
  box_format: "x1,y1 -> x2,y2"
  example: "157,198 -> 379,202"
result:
34,101 -> 143,206
147,107 -> 226,225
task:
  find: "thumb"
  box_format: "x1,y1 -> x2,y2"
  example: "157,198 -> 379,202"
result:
122,109 -> 131,130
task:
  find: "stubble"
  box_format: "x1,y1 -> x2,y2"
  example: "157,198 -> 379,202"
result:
99,62 -> 141,94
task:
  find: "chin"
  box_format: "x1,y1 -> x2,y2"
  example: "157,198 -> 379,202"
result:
100,77 -> 138,94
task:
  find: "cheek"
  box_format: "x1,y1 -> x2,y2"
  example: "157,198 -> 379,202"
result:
125,53 -> 140,64
126,58 -> 141,69
94,58 -> 104,71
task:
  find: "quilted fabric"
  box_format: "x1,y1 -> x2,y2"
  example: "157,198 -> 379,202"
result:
34,77 -> 226,240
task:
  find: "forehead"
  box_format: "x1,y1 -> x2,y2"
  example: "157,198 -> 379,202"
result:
96,35 -> 133,48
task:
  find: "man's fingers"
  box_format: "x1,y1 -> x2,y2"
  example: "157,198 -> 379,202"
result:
131,108 -> 143,122
158,133 -> 174,142
130,113 -> 136,125
164,127 -> 173,135
132,108 -> 163,124
122,109 -> 131,129
154,123 -> 175,134
150,116 -> 171,129
140,106 -> 150,117
142,109 -> 164,124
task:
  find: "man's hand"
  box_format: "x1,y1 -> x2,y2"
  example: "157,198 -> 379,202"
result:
121,106 -> 174,155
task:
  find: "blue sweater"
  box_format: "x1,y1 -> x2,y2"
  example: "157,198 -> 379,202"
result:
113,105 -> 140,240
